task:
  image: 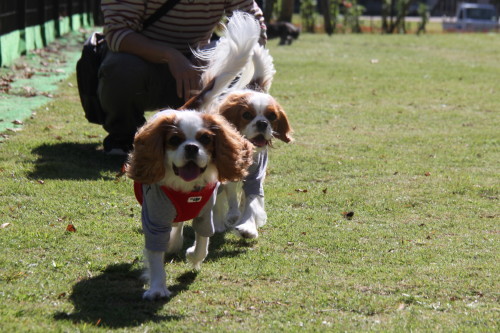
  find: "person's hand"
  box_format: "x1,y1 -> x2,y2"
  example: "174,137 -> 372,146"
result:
118,33 -> 201,101
166,50 -> 201,101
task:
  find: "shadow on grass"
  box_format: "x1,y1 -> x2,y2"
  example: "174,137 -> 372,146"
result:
54,229 -> 253,327
177,227 -> 253,263
29,142 -> 125,180
54,263 -> 199,328
207,231 -> 256,262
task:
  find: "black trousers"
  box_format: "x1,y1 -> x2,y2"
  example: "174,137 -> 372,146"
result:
97,51 -> 185,148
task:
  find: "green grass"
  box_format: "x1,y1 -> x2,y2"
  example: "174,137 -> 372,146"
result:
1,33 -> 499,332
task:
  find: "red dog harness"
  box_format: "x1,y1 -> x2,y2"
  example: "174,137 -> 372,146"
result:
134,182 -> 217,222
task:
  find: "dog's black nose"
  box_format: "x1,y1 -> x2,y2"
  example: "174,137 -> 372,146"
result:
184,144 -> 199,159
256,120 -> 268,132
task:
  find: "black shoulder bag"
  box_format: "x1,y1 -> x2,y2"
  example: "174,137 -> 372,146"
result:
76,0 -> 181,124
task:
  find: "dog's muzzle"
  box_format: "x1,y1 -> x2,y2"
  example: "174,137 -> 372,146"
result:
173,161 -> 207,182
250,134 -> 269,148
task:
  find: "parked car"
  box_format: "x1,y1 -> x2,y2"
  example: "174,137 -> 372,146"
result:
442,3 -> 499,32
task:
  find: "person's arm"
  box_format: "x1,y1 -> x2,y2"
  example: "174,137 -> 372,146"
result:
119,32 -> 200,101
101,0 -> 199,100
225,0 -> 267,45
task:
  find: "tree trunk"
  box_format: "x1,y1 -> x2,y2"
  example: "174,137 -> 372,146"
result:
279,0 -> 294,22
321,0 -> 334,35
263,0 -> 275,23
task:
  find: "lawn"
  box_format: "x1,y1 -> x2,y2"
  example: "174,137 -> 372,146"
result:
0,32 -> 498,332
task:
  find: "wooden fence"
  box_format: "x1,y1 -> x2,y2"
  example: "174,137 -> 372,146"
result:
0,0 -> 103,66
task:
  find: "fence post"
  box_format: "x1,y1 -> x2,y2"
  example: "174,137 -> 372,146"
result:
17,0 -> 26,31
93,0 -> 103,26
82,0 -> 89,26
39,0 -> 47,45
68,0 -> 73,30
54,0 -> 61,37
16,0 -> 27,54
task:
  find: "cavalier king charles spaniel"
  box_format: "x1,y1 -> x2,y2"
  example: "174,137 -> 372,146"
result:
214,74 -> 293,239
126,110 -> 252,300
194,23 -> 294,239
124,12 -> 260,300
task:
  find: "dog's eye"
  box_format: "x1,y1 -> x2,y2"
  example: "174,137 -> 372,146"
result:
168,135 -> 183,147
242,111 -> 254,120
198,134 -> 212,145
266,113 -> 277,121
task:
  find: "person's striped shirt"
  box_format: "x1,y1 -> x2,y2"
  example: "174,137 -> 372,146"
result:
101,0 -> 265,54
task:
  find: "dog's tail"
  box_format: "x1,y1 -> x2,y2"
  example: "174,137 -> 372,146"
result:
181,12 -> 260,110
247,45 -> 276,93
228,44 -> 275,93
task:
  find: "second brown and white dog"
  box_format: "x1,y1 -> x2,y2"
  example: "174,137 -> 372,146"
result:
196,24 -> 293,239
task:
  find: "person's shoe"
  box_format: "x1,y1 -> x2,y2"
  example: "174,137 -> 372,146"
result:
104,147 -> 129,156
103,135 -> 133,156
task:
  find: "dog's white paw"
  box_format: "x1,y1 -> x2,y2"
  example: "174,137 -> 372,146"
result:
234,220 -> 258,239
143,285 -> 171,301
186,246 -> 205,271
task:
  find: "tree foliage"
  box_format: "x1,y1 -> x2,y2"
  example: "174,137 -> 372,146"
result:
320,0 -> 365,35
381,0 -> 412,33
301,0 -> 317,32
279,0 -> 295,22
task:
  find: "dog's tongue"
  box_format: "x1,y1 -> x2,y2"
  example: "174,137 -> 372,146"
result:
178,162 -> 201,182
251,135 -> 268,148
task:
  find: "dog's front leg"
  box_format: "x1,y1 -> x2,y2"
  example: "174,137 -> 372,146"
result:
213,188 -> 228,233
225,181 -> 241,226
186,233 -> 209,271
166,222 -> 184,254
143,249 -> 171,300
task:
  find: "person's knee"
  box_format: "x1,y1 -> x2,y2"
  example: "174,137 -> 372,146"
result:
99,52 -> 150,87
98,52 -> 152,112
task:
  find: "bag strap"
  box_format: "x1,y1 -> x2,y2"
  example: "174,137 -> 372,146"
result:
143,0 -> 182,29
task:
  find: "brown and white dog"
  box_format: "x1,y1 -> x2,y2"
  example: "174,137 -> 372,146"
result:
215,47 -> 293,239
125,12 -> 260,300
127,110 -> 253,300
195,25 -> 293,239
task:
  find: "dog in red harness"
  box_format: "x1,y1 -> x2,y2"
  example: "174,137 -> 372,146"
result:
127,110 -> 252,300
125,12 -> 260,301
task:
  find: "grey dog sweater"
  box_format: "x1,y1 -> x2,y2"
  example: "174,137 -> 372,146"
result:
139,150 -> 267,252
139,183 -> 218,252
243,150 -> 268,197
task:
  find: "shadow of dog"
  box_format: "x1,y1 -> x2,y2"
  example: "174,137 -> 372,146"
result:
176,227 -> 254,263
53,263 -> 198,328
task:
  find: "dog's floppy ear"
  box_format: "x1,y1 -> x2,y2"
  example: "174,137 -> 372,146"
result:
204,114 -> 254,182
218,92 -> 249,129
272,102 -> 293,143
126,114 -> 175,184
